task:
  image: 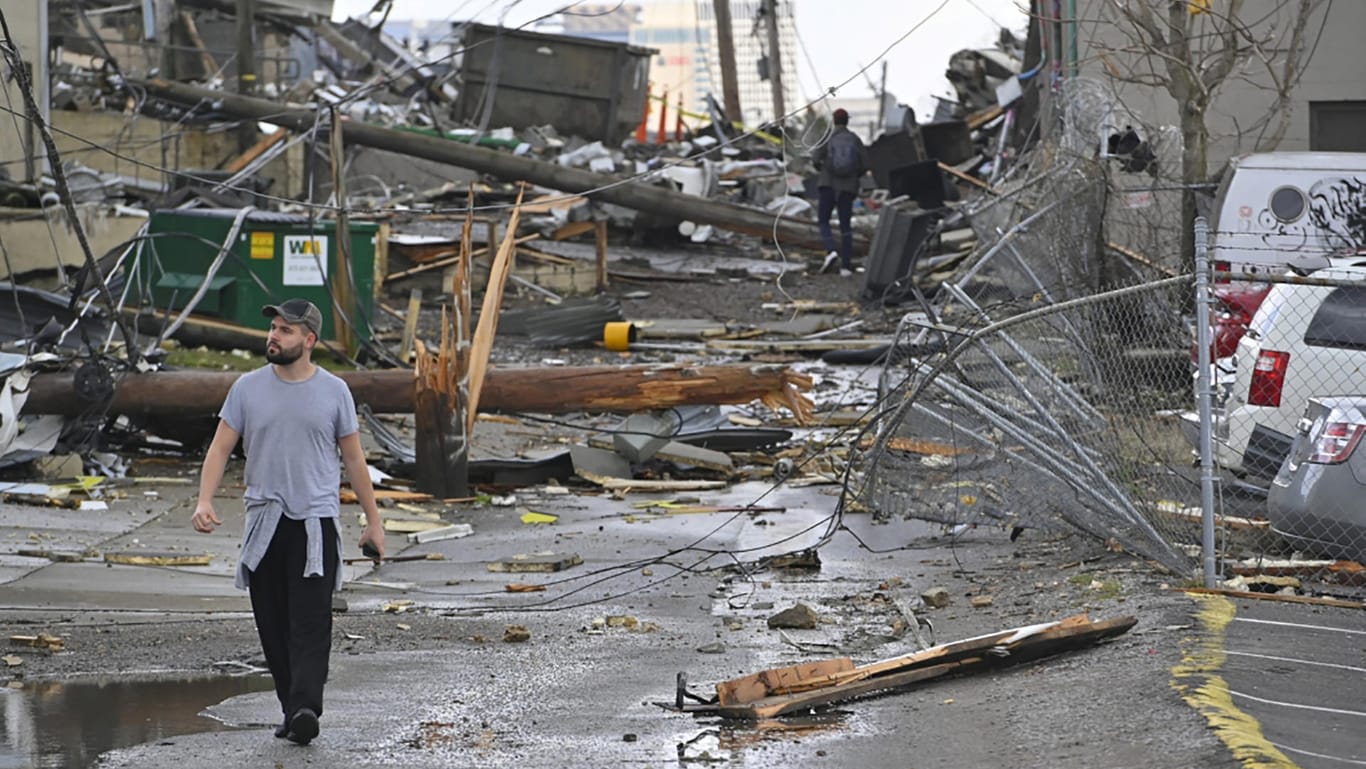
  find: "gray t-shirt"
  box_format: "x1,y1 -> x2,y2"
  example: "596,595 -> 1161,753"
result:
219,364 -> 359,517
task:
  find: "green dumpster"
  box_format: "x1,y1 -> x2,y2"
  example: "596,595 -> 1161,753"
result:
133,209 -> 377,343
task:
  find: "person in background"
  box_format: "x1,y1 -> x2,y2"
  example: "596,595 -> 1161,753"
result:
812,107 -> 869,276
192,298 -> 385,746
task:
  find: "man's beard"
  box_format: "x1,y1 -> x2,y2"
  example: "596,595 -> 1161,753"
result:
265,343 -> 302,365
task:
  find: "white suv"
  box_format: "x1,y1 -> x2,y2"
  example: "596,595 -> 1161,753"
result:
1217,263 -> 1366,485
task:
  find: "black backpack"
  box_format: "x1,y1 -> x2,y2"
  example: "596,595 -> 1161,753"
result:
827,131 -> 861,177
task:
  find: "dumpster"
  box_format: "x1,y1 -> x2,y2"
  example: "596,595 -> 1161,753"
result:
451,22 -> 655,144
131,208 -> 377,343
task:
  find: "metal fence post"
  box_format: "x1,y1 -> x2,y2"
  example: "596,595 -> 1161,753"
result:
1193,215 -> 1217,588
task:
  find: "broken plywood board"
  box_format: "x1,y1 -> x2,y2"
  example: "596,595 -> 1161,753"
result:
487,552 -> 583,573
665,613 -> 1136,719
407,523 -> 474,544
378,518 -> 450,534
104,551 -> 213,567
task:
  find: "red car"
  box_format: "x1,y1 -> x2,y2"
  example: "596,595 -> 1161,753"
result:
1190,282 -> 1272,362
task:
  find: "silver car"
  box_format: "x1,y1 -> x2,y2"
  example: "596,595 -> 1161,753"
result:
1267,396 -> 1366,562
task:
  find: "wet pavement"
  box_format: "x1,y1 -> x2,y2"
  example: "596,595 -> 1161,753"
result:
0,672 -> 273,769
0,430 -> 1361,767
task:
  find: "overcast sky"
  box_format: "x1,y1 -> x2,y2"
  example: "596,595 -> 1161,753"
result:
330,1 -> 1029,118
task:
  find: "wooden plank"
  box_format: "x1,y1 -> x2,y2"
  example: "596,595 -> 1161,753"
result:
717,615 -> 1136,719
340,488 -> 433,504
717,658 -> 855,706
595,219 -> 609,291
551,220 -> 596,240
487,552 -> 583,573
222,127 -> 286,174
704,614 -> 1131,715
1178,588 -> 1364,609
399,288 -> 422,364
104,551 -> 213,567
466,188 -> 526,433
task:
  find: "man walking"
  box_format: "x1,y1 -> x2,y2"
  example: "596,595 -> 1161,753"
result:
812,108 -> 869,276
192,298 -> 385,746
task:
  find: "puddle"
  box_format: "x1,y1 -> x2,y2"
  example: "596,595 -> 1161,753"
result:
675,712 -> 850,764
0,672 -> 274,769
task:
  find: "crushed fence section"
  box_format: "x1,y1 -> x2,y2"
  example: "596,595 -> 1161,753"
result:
858,277 -> 1196,574
853,139 -> 1203,574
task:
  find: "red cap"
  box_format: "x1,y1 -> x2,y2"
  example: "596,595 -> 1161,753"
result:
832,108 -> 849,124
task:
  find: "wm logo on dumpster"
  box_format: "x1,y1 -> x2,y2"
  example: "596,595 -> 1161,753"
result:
283,235 -> 328,286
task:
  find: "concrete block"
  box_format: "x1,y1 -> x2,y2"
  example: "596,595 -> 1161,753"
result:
612,411 -> 680,463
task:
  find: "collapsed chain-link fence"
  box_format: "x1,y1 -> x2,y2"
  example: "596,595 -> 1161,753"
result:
853,109 -> 1206,576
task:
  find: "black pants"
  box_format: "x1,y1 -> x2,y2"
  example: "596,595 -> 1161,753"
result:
817,186 -> 856,270
248,516 -> 338,722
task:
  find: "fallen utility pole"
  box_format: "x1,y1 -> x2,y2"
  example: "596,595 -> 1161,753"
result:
132,78 -> 854,251
25,365 -> 814,421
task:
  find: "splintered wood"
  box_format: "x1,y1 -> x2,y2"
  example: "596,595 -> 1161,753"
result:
412,186 -> 484,498
466,184 -> 526,432
667,613 -> 1136,719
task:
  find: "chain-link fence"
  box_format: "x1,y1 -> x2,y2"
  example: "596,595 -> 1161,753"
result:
852,120 -> 1204,576
1198,262 -> 1366,581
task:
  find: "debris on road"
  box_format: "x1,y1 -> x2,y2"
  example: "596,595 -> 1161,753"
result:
487,552 -> 583,573
663,613 -> 1137,719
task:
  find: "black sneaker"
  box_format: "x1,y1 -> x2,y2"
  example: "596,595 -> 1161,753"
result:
274,717 -> 289,739
286,707 -> 319,745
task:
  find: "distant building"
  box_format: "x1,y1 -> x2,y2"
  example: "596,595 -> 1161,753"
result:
558,3 -> 640,45
624,1 -> 801,130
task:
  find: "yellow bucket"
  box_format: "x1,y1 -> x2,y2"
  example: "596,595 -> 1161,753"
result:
603,322 -> 637,351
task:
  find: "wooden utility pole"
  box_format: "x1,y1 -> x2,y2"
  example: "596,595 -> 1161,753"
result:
877,60 -> 888,132
26,366 -> 816,421
136,78 -> 868,250
235,0 -> 256,150
713,0 -> 742,122
762,0 -> 786,122
328,107 -> 357,356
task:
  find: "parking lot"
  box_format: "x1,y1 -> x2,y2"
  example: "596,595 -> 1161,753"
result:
1195,595 -> 1366,768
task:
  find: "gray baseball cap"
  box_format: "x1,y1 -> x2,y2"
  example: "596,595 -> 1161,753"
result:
262,299 -> 323,336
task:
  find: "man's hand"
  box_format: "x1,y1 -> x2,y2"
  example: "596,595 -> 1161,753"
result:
191,504 -> 222,533
358,522 -> 385,562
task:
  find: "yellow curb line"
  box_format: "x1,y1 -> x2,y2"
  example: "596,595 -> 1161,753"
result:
1171,593 -> 1299,769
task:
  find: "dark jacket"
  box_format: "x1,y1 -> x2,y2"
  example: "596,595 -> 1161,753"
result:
813,126 -> 869,195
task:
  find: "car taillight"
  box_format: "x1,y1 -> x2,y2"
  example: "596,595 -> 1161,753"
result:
1214,260 -> 1230,284
1307,422 -> 1366,464
1248,350 -> 1289,407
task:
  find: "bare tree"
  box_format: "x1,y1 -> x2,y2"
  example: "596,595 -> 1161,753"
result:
1092,0 -> 1328,263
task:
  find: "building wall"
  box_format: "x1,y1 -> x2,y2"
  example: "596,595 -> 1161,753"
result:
0,0 -> 47,181
1072,0 -> 1366,171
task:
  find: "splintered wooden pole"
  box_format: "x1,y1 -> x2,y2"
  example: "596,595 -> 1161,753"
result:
399,288 -> 422,364
413,332 -> 468,497
466,184 -> 526,434
410,186 -> 479,498
456,186 -> 474,436
329,107 -> 357,356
